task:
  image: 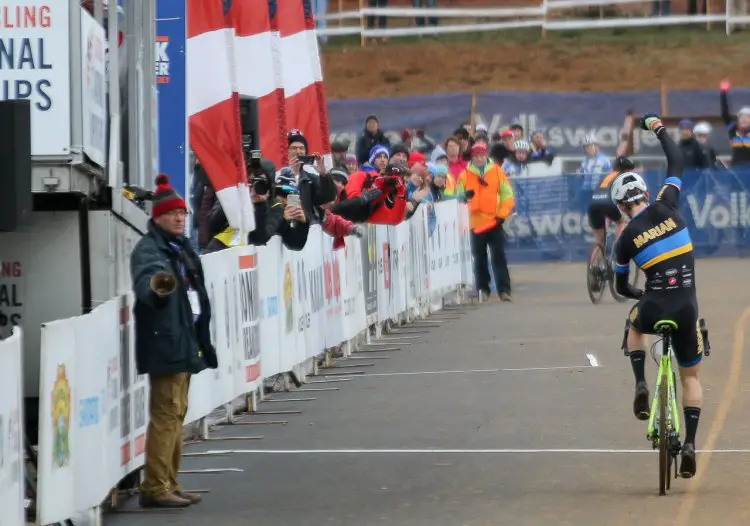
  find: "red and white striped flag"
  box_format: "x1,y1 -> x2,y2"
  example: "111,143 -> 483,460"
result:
187,0 -> 254,233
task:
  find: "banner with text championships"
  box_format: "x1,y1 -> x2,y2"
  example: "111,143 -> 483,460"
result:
505,168 -> 750,263
0,329 -> 25,526
34,201 -> 472,524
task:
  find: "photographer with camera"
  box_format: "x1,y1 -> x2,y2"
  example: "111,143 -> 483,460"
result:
205,150 -> 309,252
287,129 -> 340,226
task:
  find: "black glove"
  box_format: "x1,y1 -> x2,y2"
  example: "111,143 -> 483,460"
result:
360,188 -> 383,204
640,113 -> 664,132
464,190 -> 475,200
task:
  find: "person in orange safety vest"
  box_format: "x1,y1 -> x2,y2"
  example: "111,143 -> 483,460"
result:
460,142 -> 515,302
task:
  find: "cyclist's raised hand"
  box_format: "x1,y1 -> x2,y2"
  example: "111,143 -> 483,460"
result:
641,113 -> 664,132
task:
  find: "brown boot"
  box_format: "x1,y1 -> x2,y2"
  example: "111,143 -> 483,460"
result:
139,491 -> 191,508
174,490 -> 203,504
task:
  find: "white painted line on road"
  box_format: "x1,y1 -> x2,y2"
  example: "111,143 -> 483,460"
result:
203,448 -> 750,455
585,353 -> 600,367
336,365 -> 599,379
179,468 -> 244,473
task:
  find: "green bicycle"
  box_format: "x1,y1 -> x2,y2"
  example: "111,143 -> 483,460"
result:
622,318 -> 710,496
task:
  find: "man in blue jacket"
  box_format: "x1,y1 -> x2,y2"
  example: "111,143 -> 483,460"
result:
131,174 -> 217,508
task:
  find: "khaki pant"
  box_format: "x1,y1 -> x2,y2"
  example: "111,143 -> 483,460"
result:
141,373 -> 191,497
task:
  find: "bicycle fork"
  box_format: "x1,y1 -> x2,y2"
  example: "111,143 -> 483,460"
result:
647,355 -> 681,448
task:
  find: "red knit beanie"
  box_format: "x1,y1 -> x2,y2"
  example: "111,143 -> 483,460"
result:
407,151 -> 426,168
152,174 -> 187,218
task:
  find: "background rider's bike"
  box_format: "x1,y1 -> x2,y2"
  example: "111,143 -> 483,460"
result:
586,219 -> 640,304
621,318 -> 711,496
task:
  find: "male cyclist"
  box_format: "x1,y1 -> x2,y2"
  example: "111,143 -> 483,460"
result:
587,156 -> 635,260
611,113 -> 704,478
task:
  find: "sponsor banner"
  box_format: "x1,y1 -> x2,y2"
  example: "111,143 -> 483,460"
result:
1,0 -> 71,156
505,168 -> 750,263
155,0 -> 188,198
258,238 -> 282,378
0,328 -> 24,526
80,8 -> 107,167
328,90 -> 750,158
342,236 -> 367,341
362,224 -> 378,321
0,260 -> 23,341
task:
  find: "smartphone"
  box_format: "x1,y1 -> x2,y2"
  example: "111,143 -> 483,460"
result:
286,194 -> 301,207
297,155 -> 316,165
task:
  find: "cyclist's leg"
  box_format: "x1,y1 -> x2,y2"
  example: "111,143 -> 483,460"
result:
587,204 -> 606,263
626,300 -> 652,420
673,300 -> 704,476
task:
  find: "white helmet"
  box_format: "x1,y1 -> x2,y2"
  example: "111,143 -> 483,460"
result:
513,139 -> 531,152
583,134 -> 598,146
611,171 -> 648,205
693,121 -> 712,136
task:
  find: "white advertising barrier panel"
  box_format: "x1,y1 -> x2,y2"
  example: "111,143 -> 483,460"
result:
322,238 -> 345,349
341,236 -> 367,342
407,207 -> 430,312
257,238 -> 282,379
0,328 -> 25,526
37,300 -> 120,525
80,7 -> 107,166
458,204 -> 474,289
2,1 -> 71,156
35,201 -> 475,523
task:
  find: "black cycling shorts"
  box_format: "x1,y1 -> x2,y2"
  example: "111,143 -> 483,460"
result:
627,290 -> 703,368
587,194 -> 622,230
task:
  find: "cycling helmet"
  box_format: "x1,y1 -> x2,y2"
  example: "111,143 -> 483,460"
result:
611,171 -> 647,205
583,134 -> 598,146
513,139 -> 531,152
613,156 -> 635,172
693,121 -> 712,135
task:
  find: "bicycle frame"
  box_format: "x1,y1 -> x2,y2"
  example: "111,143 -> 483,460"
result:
647,335 -> 681,442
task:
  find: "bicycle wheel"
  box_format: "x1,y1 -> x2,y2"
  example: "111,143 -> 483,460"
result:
587,244 -> 606,304
659,371 -> 669,496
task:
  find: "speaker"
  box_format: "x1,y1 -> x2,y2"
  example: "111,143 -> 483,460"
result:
238,96 -> 259,151
0,100 -> 32,232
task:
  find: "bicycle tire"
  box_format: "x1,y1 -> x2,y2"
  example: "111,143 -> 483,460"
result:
659,370 -> 669,496
587,244 -> 606,304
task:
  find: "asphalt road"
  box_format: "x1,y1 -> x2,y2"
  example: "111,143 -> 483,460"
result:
105,259 -> 750,526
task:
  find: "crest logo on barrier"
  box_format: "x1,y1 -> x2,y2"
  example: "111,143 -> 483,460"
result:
284,264 -> 293,334
51,364 -> 71,468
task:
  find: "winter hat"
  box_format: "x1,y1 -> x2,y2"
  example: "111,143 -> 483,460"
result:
152,174 -> 187,218
407,151 -> 426,168
331,139 -> 350,152
500,130 -> 514,139
346,153 -> 357,164
426,163 -> 440,179
475,123 -> 488,134
470,143 -> 488,156
678,119 -> 694,129
436,163 -> 449,177
430,145 -> 448,164
287,128 -> 308,151
329,168 -> 349,185
391,143 -> 410,158
369,144 -> 390,165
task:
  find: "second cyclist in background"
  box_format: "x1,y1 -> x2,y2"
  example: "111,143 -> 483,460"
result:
587,156 -> 636,263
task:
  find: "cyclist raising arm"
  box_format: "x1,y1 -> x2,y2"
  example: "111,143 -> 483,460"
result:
611,113 -> 704,478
